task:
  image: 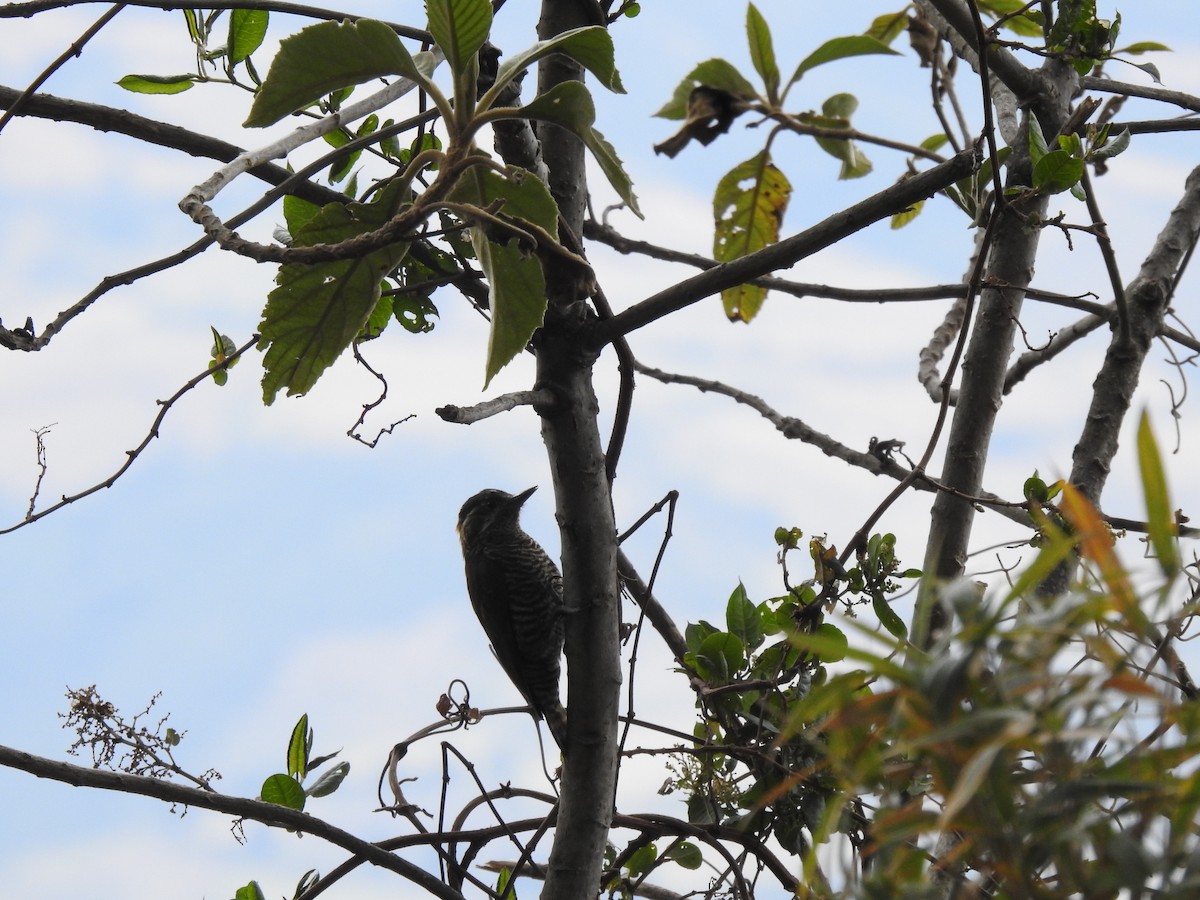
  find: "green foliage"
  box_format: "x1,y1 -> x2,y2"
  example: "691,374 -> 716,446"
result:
790,34 -> 900,84
258,181 -> 411,404
712,151 -> 792,322
425,0 -> 492,77
258,713 -> 348,816
116,73 -> 197,94
228,9 -> 269,65
244,20 -> 426,128
665,451 -> 1200,895
446,166 -> 558,386
207,326 -> 238,385
233,881 -> 266,900
1137,410 -> 1181,578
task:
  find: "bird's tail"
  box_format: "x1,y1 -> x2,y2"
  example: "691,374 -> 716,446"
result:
543,701 -> 568,751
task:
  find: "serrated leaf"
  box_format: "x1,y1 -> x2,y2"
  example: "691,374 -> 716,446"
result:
745,3 -> 779,103
425,0 -> 492,74
259,183 -> 410,404
492,25 -> 623,104
654,58 -> 757,119
245,20 -> 425,127
306,760 -> 350,797
261,773 -> 306,810
515,80 -> 641,216
229,9 -> 268,64
1137,410 -> 1180,578
116,74 -> 196,94
791,35 -> 900,84
713,151 -> 792,321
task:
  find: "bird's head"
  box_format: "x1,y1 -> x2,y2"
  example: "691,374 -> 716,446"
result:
457,486 -> 537,545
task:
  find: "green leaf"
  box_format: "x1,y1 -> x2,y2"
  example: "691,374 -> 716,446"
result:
791,35 -> 900,84
696,632 -> 746,682
258,183 -> 410,404
745,3 -> 779,103
283,193 -> 320,236
245,20 -> 424,127
713,151 -> 792,321
726,582 -> 763,650
306,760 -> 350,797
1115,41 -> 1170,55
891,198 -> 923,229
116,74 -> 196,94
625,842 -> 658,877
447,166 -> 558,387
233,882 -> 267,900
1090,127 -> 1130,162
654,58 -> 757,119
425,0 -> 492,75
664,841 -> 703,870
491,26 -> 624,104
287,713 -> 310,780
261,773 -> 306,810
873,595 -> 908,638
865,12 -> 908,44
813,622 -> 848,662
1032,149 -> 1084,194
1137,410 -> 1180,578
514,80 -> 641,216
228,8 -> 268,64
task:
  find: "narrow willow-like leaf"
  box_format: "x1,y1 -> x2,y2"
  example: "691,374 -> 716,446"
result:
1137,410 -> 1180,578
259,183 -> 410,403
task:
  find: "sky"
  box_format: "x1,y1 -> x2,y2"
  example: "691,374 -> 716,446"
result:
2,1 -> 1199,897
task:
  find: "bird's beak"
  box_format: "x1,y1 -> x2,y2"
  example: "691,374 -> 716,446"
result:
513,485 -> 538,507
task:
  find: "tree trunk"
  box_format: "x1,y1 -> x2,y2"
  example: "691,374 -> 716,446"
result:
535,2 -> 621,898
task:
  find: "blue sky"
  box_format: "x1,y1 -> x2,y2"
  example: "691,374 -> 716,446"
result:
2,2 -> 1199,897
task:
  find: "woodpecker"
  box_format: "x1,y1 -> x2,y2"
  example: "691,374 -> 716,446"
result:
457,486 -> 567,749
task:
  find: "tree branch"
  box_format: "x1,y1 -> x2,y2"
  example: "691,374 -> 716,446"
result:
0,743 -> 466,900
592,149 -> 979,343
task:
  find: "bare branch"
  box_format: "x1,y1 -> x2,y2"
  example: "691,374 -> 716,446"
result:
435,389 -> 554,424
0,743 -> 467,900
0,337 -> 258,535
1079,76 -> 1200,113
0,0 -> 432,38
